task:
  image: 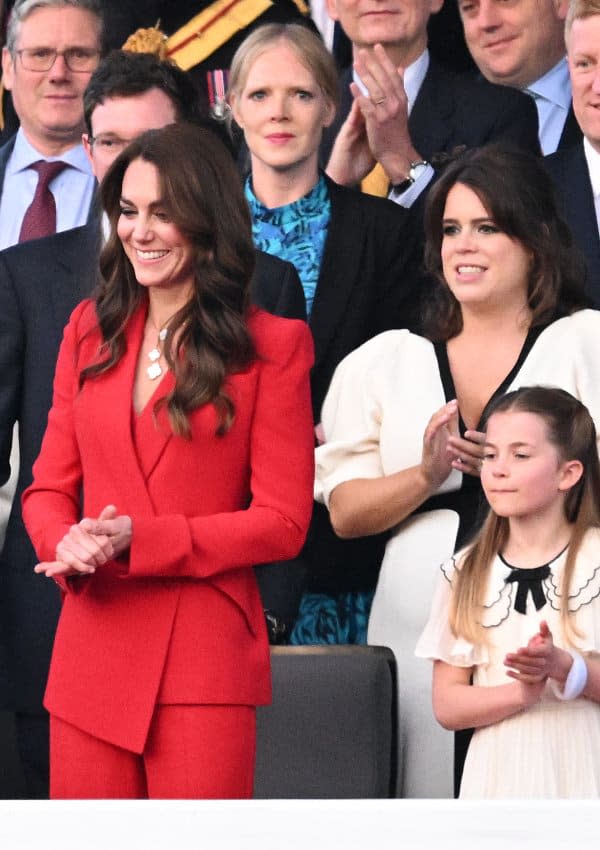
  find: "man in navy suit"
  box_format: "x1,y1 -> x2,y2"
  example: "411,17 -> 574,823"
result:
0,48 -> 304,799
323,0 -> 540,202
544,0 -> 600,305
458,0 -> 580,154
0,0 -> 104,625
0,0 -> 103,245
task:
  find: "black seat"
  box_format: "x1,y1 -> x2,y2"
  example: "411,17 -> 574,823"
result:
254,645 -> 397,798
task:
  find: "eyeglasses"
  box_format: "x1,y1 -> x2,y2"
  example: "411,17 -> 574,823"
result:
87,135 -> 135,155
15,47 -> 100,72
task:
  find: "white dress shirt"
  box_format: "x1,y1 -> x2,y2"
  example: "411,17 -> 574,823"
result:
310,0 -> 336,50
0,128 -> 95,249
526,57 -> 572,155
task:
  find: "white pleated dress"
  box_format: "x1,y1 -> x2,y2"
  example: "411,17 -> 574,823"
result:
416,529 -> 600,798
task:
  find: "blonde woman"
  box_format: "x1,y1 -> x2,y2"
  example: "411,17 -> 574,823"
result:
229,23 -> 420,642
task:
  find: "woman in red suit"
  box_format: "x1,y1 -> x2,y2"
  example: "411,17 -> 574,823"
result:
21,122 -> 315,799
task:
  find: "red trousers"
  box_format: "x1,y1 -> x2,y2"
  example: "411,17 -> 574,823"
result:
50,705 -> 256,799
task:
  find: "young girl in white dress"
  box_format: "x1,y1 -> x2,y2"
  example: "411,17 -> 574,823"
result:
417,386 -> 600,797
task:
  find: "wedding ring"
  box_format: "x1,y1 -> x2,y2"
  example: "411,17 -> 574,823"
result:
374,97 -> 387,105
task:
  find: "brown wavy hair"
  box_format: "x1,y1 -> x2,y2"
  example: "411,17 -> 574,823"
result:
80,123 -> 256,437
423,145 -> 589,342
451,387 -> 600,646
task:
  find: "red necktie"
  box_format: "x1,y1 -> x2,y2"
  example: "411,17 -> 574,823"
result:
19,160 -> 68,243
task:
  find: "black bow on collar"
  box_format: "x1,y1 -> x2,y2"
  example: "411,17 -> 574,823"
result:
505,565 -> 550,615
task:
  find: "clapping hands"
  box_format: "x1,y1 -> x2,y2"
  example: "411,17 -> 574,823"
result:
422,399 -> 486,487
326,43 -> 420,187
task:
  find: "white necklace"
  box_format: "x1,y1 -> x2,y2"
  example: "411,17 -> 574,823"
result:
146,326 -> 168,380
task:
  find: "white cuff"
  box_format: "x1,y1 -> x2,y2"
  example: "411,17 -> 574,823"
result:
550,651 -> 588,701
388,163 -> 435,207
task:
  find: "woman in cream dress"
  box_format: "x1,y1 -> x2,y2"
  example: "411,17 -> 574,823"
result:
315,145 -> 600,797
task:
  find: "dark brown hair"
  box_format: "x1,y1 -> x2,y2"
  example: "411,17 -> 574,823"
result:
81,122 -> 256,437
423,145 -> 589,341
83,50 -> 205,135
451,386 -> 600,645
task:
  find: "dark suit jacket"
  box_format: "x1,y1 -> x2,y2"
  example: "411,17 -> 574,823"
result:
309,176 -> 421,419
0,222 -> 305,712
0,136 -> 16,199
544,142 -> 600,306
322,58 -> 540,166
558,105 -> 582,151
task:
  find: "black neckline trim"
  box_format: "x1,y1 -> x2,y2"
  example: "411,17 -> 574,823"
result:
499,541 -> 570,572
433,323 -> 547,432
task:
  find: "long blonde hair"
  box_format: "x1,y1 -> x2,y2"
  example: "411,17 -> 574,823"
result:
450,387 -> 600,645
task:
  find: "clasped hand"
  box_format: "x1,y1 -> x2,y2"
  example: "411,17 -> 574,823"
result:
422,400 -> 485,489
34,504 -> 132,578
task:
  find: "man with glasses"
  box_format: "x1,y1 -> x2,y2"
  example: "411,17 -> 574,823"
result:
0,0 -> 103,248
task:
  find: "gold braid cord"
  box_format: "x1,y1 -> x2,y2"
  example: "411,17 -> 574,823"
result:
121,1 -> 309,70
122,24 -> 169,59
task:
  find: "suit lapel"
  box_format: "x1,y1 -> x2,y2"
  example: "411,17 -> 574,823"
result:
132,365 -> 176,482
0,135 -> 16,207
557,105 -> 582,151
48,223 -> 101,332
562,146 -> 599,246
562,145 -> 600,300
310,178 -> 363,366
85,304 -> 174,515
409,61 -> 455,160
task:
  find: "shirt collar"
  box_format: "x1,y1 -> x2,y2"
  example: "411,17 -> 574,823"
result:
353,48 -> 429,113
526,57 -> 571,110
583,136 -> 600,198
244,173 -> 328,215
7,127 -> 93,176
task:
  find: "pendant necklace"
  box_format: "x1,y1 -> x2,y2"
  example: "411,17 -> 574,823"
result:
146,324 -> 169,381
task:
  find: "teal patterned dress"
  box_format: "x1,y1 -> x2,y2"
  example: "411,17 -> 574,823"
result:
244,175 -> 330,317
289,590 -> 375,645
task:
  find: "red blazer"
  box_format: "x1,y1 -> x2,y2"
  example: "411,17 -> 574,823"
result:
22,300 -> 315,754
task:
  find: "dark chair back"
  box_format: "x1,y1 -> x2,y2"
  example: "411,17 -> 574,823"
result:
254,645 -> 397,798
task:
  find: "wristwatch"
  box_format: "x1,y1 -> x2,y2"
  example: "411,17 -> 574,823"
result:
392,160 -> 430,194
